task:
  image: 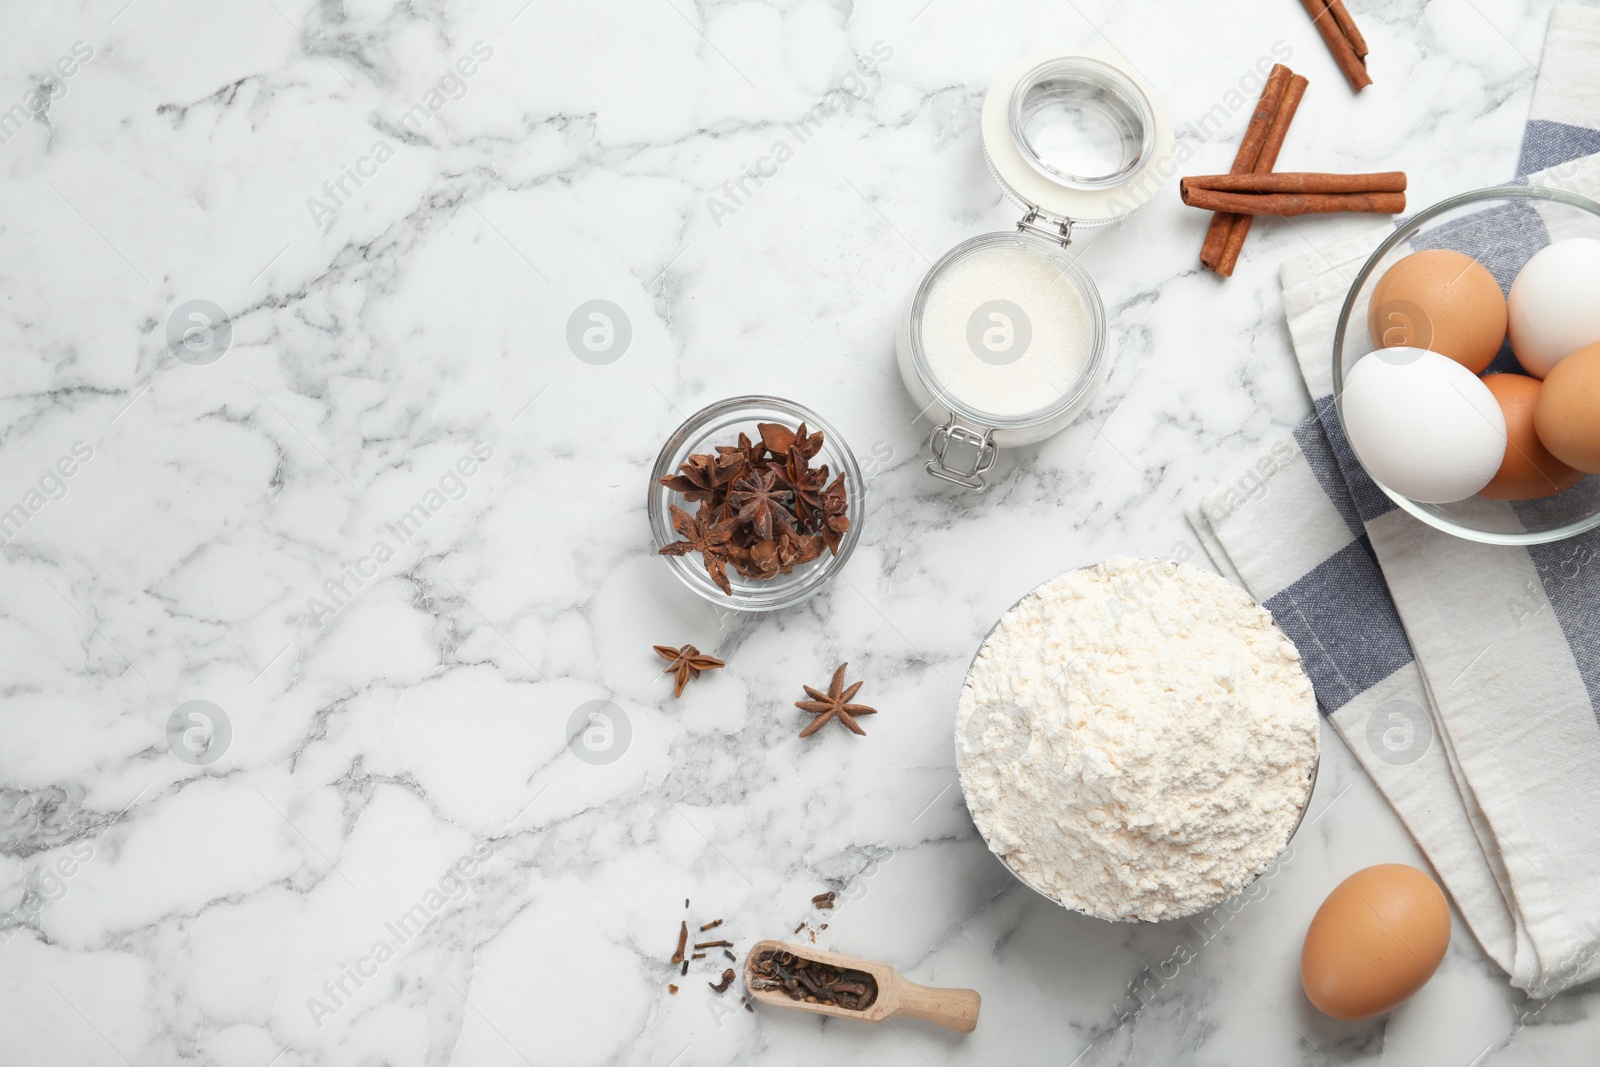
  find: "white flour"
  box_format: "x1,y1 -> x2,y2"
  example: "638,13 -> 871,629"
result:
955,557 -> 1319,921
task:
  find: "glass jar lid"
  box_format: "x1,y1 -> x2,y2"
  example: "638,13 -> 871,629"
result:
1009,57 -> 1155,190
982,48 -> 1174,229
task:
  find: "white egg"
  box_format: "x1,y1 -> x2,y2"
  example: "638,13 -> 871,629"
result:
1508,237 -> 1600,378
1341,348 -> 1508,503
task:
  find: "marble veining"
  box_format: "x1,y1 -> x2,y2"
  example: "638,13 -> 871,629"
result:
0,0 -> 1596,1064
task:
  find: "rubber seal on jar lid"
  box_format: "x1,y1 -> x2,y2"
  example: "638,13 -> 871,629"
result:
982,48 -> 1174,227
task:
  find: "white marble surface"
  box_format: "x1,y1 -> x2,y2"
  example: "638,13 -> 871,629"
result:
2,0 -> 1597,1063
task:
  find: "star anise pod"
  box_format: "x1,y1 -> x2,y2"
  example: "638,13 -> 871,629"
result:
776,445 -> 830,524
794,422 -> 825,459
721,539 -> 751,575
796,663 -> 876,737
776,532 -> 825,572
658,453 -> 720,503
711,433 -> 765,489
820,473 -> 850,555
654,643 -> 725,698
727,469 -> 795,542
747,539 -> 780,578
658,502 -> 737,594
758,421 -> 823,460
758,422 -> 797,455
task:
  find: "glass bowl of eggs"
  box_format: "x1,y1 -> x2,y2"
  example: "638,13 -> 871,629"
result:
1332,185 -> 1600,545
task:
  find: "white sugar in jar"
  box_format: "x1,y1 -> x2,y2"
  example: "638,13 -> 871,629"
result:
896,232 -> 1109,481
896,48 -> 1172,489
908,235 -> 1101,418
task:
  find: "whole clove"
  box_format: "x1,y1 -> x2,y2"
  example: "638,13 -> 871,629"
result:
724,948 -> 737,962
671,921 -> 689,965
699,919 -> 723,932
710,968 -> 736,994
695,940 -> 732,950
747,948 -> 879,1012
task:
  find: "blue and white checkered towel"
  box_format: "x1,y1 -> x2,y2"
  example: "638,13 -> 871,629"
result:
1192,5 -> 1600,997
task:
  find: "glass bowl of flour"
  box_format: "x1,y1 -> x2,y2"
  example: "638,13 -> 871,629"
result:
954,557 -> 1321,922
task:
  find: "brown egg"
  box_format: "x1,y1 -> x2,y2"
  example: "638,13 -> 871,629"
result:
1368,250 -> 1507,374
1479,374 -> 1586,499
1536,341 -> 1600,475
1301,864 -> 1450,1020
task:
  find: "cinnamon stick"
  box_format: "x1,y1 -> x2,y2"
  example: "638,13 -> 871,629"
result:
1182,188 -> 1405,216
1329,0 -> 1369,58
1184,171 -> 1406,194
1300,0 -> 1372,92
1214,72 -> 1308,275
1200,64 -> 1294,270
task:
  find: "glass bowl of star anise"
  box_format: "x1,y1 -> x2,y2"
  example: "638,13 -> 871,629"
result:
648,396 -> 865,610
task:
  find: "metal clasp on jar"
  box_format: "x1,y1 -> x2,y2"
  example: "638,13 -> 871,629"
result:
1017,208 -> 1073,248
926,418 -> 997,491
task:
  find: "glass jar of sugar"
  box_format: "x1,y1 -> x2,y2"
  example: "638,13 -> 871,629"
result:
897,49 -> 1173,490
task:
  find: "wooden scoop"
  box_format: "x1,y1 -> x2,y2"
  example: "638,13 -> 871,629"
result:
743,940 -> 980,1033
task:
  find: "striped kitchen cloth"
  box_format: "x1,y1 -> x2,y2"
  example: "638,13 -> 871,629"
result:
1191,6 -> 1600,997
